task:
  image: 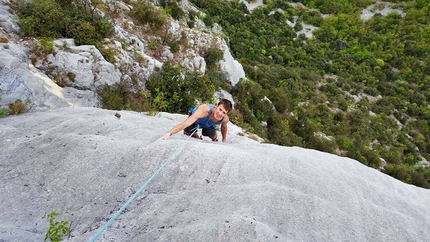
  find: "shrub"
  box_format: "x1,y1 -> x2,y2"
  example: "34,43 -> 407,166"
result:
293,22 -> 303,31
160,0 -> 184,20
8,99 -> 28,115
146,62 -> 184,113
147,40 -> 158,50
363,86 -> 379,96
0,107 -> 8,117
187,9 -> 197,28
146,62 -> 217,113
187,20 -> 195,28
166,40 -> 180,53
98,46 -> 117,63
183,72 -> 216,104
410,170 -> 430,189
66,72 -> 76,81
27,38 -> 55,65
44,212 -> 69,242
16,0 -> 113,45
98,83 -> 126,110
66,19 -> 98,45
306,134 -> 337,154
205,47 -> 224,67
17,0 -> 64,38
335,130 -> 353,145
40,37 -> 55,53
132,0 -> 167,30
200,12 -> 213,27
133,52 -> 145,64
228,109 -> 244,126
206,69 -> 230,91
384,164 -> 430,188
266,112 -> 302,146
301,10 -> 324,27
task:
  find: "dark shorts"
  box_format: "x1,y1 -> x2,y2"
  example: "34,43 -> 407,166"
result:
184,123 -> 217,138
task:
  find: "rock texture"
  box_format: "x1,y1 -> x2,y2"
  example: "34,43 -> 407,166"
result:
0,2 -> 428,241
0,0 -> 245,111
36,40 -> 122,92
1,107 -> 430,242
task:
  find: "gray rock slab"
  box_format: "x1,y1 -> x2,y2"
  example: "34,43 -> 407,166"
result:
0,107 -> 429,242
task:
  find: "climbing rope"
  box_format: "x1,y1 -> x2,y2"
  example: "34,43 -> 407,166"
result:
89,126 -> 199,242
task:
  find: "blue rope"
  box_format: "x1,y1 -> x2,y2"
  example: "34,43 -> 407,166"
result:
89,126 -> 199,242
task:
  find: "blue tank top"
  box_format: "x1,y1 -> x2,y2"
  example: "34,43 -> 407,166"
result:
191,104 -> 224,128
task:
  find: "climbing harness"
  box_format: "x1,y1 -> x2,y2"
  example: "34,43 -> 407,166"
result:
89,125 -> 199,241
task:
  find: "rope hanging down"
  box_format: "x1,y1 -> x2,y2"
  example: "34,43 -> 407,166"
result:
89,126 -> 199,242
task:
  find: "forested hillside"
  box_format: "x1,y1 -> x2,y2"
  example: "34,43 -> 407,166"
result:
190,0 -> 430,188
7,0 -> 430,188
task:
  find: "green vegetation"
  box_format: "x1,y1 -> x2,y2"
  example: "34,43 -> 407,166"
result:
11,0 -> 430,188
190,0 -> 430,188
14,0 -> 113,45
0,106 -> 6,117
205,47 -> 225,68
160,0 -> 184,20
99,61 -> 220,114
44,212 -> 69,242
28,38 -> 56,65
146,62 -> 216,113
98,82 -> 130,111
131,0 -> 168,30
13,0 -> 224,116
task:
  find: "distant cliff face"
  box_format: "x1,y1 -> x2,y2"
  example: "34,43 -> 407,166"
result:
0,0 -> 244,111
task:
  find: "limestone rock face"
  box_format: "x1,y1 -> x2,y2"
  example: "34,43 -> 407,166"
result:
35,41 -> 122,92
1,2 -> 429,241
218,38 -> 246,86
0,65 -> 34,107
0,0 -> 19,34
1,107 -> 430,242
0,43 -> 100,111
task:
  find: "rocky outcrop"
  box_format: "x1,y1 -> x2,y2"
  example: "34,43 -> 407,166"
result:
0,0 -> 245,111
35,39 -> 122,92
218,38 -> 246,86
0,45 -> 99,111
